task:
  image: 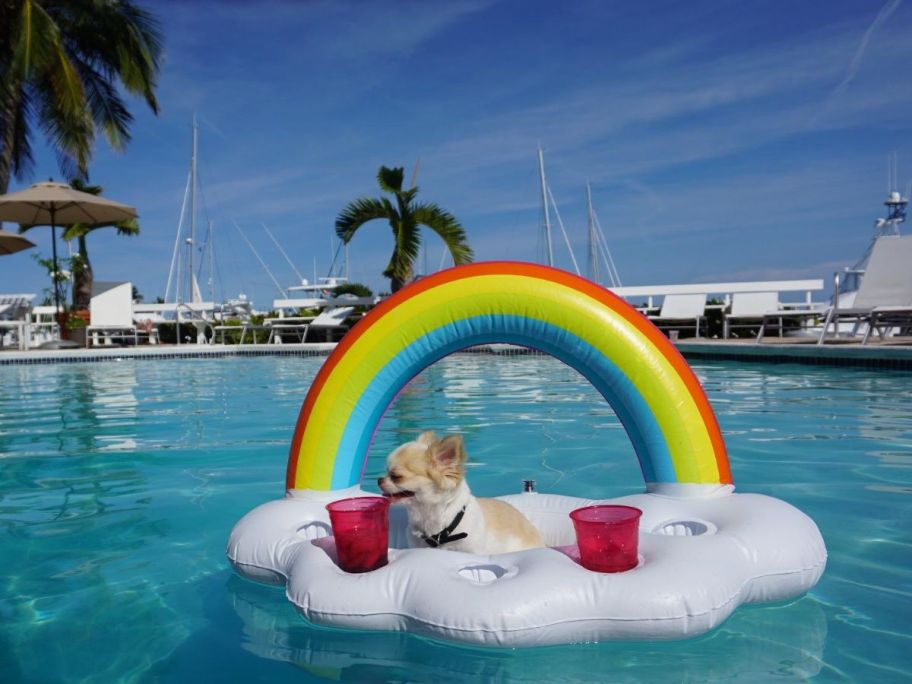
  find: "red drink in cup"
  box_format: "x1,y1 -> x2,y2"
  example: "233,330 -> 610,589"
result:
569,505 -> 642,573
325,497 -> 390,573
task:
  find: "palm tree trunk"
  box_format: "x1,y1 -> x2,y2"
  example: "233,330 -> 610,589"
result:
72,235 -> 93,310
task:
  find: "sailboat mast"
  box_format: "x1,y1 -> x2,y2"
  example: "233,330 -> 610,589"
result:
208,220 -> 215,303
538,145 -> 554,267
190,116 -> 198,303
587,182 -> 599,283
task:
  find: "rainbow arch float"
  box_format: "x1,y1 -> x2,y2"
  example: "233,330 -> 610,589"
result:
228,262 -> 827,646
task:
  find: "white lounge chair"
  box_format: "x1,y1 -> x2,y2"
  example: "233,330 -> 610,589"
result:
818,235 -> 912,345
726,292 -> 825,341
309,306 -> 355,342
723,292 -> 780,339
28,305 -> 61,347
267,306 -> 356,344
0,293 -> 36,350
86,281 -> 137,347
648,294 -> 706,338
755,301 -> 828,342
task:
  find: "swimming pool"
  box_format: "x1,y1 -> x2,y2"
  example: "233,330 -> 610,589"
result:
0,354 -> 909,682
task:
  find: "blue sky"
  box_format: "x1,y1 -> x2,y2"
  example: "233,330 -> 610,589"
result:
4,0 -> 912,308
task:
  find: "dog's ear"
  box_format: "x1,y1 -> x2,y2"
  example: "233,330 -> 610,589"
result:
431,435 -> 466,468
416,431 -> 437,447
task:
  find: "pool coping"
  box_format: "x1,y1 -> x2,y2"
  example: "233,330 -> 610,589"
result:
0,343 -> 337,364
2,340 -> 912,369
675,339 -> 912,369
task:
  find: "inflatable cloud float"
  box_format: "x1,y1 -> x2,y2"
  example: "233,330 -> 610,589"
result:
228,262 -> 826,647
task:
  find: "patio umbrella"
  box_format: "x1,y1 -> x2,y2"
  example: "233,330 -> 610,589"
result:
0,181 -> 137,316
0,229 -> 35,255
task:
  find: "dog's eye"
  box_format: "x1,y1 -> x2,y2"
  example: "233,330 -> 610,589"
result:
390,473 -> 403,482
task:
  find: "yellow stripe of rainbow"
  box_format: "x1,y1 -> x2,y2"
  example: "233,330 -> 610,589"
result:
286,262 -> 730,491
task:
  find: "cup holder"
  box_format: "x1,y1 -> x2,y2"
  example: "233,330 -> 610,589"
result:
458,564 -> 512,584
296,521 -> 332,540
651,519 -> 717,537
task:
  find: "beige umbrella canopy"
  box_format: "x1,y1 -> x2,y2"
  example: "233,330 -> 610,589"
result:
0,181 -> 137,315
0,229 -> 35,256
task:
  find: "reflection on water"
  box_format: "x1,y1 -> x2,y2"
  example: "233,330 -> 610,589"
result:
0,356 -> 910,682
224,575 -> 828,683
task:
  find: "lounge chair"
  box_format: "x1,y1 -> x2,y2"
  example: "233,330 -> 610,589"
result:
29,305 -> 61,347
266,306 -> 355,344
309,306 -> 355,342
648,294 -> 706,338
818,234 -> 912,345
755,301 -> 828,342
723,292 -> 780,339
86,281 -> 137,347
0,293 -> 36,350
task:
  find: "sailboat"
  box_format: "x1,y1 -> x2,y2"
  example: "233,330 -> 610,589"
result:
157,118 -> 234,342
536,146 -> 622,288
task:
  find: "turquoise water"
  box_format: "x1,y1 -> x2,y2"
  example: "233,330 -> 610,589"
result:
0,354 -> 910,683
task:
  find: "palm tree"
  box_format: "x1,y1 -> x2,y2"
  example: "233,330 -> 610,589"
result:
52,178 -> 139,310
0,0 -> 162,194
335,166 -> 473,292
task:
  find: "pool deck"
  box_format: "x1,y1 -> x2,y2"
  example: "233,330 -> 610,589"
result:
2,338 -> 911,368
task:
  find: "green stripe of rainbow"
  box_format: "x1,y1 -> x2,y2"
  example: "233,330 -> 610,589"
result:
286,262 -> 731,491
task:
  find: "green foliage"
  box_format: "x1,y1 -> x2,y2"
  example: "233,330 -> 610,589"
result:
336,165 -> 473,292
66,311 -> 87,330
333,282 -> 373,298
31,252 -> 70,307
705,297 -> 725,339
216,315 -> 271,345
0,0 -> 163,192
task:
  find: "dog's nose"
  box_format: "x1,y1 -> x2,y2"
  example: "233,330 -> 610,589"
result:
377,476 -> 384,487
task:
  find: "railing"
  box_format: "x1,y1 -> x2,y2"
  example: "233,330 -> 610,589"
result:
610,279 -> 825,310
173,303 -> 215,346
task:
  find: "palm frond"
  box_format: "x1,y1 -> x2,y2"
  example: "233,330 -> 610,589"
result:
12,1 -> 67,79
2,85 -> 34,183
412,203 -> 474,264
61,0 -> 163,113
72,60 -> 132,150
33,75 -> 93,179
114,218 -> 140,236
377,166 -> 404,194
390,220 -> 421,275
1,0 -> 163,189
335,197 -> 391,242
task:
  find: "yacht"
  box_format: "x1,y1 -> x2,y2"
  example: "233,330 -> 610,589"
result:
834,189 -> 907,308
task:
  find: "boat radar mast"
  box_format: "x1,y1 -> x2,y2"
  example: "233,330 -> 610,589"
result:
875,190 -> 907,237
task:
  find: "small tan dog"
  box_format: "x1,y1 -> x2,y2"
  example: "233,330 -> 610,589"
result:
377,432 -> 544,554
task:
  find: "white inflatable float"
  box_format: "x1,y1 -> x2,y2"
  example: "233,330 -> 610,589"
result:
228,262 -> 827,647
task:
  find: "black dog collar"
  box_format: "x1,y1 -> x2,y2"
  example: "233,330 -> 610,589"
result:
423,505 -> 468,548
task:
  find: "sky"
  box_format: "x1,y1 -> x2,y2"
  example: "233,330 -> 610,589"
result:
3,0 -> 912,309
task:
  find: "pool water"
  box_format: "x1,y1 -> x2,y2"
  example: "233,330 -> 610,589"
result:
0,354 -> 909,683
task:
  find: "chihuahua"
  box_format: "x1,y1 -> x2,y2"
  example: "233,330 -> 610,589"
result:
377,432 -> 544,554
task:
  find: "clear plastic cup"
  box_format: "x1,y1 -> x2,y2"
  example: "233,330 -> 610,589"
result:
569,504 -> 642,573
325,497 -> 390,573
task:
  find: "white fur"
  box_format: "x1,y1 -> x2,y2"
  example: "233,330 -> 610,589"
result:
378,435 -> 544,554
